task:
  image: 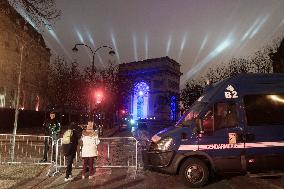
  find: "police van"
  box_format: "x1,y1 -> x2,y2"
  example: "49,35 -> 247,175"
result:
142,73 -> 284,187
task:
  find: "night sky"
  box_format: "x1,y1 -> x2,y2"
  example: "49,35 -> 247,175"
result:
40,0 -> 284,85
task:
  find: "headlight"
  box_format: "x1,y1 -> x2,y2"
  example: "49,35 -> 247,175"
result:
154,137 -> 174,151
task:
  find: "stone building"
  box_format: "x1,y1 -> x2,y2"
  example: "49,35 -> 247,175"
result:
0,0 -> 50,111
118,56 -> 182,121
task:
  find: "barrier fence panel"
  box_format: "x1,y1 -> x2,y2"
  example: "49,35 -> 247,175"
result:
0,134 -> 138,176
55,137 -> 138,170
0,134 -> 53,164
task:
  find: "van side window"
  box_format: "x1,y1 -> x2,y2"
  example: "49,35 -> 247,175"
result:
214,102 -> 238,130
244,94 -> 284,126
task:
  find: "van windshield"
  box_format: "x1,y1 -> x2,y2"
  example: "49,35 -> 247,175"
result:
176,101 -> 207,127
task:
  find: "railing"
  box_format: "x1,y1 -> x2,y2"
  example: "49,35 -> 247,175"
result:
0,134 -> 53,164
53,137 -> 138,174
0,134 -> 138,176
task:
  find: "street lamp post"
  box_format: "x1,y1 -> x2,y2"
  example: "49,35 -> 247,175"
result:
72,44 -> 115,78
72,43 -> 115,115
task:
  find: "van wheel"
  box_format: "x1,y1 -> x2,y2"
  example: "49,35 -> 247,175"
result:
179,158 -> 209,188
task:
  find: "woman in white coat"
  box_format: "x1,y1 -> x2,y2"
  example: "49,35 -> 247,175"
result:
81,121 -> 100,179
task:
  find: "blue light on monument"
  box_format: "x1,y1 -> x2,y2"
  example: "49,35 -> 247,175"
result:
170,96 -> 177,121
133,82 -> 149,120
137,95 -> 144,118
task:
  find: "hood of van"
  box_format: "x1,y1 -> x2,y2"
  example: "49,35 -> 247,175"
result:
151,126 -> 193,143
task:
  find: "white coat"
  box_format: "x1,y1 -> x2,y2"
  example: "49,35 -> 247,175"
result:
81,133 -> 100,157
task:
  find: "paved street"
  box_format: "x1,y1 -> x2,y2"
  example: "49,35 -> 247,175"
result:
18,164 -> 284,189
89,169 -> 284,189
1,127 -> 284,189
13,127 -> 283,189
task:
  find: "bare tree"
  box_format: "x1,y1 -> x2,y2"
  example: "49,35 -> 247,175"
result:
10,37 -> 25,161
250,47 -> 273,73
48,57 -> 87,113
180,80 -> 203,109
98,64 -> 120,128
203,66 -> 229,84
9,0 -> 61,29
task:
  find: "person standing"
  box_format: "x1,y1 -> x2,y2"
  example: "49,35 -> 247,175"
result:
62,123 -> 83,182
41,111 -> 61,162
81,120 -> 100,179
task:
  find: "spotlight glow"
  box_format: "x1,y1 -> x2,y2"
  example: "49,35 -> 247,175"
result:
48,29 -> 72,59
241,17 -> 261,41
110,31 -> 121,64
178,33 -> 188,62
145,35 -> 148,59
74,28 -> 94,61
133,34 -> 138,61
249,14 -> 269,39
86,30 -> 95,47
166,35 -> 172,56
75,29 -> 84,43
86,30 -> 104,67
193,34 -> 208,65
183,36 -> 233,81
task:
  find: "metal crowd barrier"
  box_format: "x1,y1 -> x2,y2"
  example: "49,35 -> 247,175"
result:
0,134 -> 138,176
0,134 -> 53,164
53,137 -> 138,175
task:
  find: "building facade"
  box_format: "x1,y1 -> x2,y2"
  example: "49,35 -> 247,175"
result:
0,0 -> 50,111
118,56 -> 182,121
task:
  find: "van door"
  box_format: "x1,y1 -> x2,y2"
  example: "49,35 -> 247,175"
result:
198,102 -> 245,172
243,94 -> 284,172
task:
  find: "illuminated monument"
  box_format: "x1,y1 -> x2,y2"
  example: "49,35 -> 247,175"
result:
118,57 -> 182,122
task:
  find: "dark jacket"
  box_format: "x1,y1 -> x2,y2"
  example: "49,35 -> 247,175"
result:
44,118 -> 61,136
62,126 -> 83,156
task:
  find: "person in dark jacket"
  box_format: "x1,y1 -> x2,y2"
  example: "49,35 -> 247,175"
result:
63,123 -> 83,182
41,111 -> 61,162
